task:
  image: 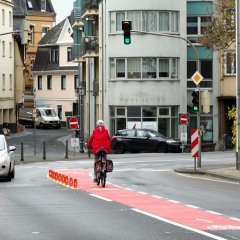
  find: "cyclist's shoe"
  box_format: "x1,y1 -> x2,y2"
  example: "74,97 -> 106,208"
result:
93,178 -> 97,183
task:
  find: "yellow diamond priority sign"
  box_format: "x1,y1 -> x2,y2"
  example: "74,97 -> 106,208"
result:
191,71 -> 203,86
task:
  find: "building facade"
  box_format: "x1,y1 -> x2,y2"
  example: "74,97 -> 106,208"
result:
0,0 -> 15,133
33,17 -> 79,122
13,0 -> 56,108
71,0 -> 219,146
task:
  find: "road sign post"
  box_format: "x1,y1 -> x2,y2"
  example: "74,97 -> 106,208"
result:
191,129 -> 199,171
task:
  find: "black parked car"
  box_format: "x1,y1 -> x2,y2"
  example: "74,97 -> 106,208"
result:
111,129 -> 182,154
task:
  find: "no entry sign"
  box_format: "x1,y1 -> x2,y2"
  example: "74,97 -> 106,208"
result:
69,116 -> 78,129
179,113 -> 189,125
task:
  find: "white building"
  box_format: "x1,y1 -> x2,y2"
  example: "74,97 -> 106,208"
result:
0,0 -> 15,133
100,0 -> 187,138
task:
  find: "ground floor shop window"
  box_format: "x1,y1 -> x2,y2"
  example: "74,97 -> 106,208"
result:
110,106 -> 178,138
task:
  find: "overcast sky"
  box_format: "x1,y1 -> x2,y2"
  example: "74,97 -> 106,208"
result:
51,0 -> 75,23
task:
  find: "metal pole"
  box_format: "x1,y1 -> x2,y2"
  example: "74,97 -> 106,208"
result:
43,141 -> 46,160
79,63 -> 84,153
21,142 -> 24,161
33,89 -> 36,156
237,0 -> 240,169
65,140 -> 68,159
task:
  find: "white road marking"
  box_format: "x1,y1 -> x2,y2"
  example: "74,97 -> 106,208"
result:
132,208 -> 228,240
196,218 -> 213,223
186,205 -> 200,209
89,194 -> 112,202
206,211 -> 222,216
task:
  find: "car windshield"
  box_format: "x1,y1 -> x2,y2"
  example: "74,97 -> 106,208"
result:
40,109 -> 57,117
146,129 -> 165,137
0,138 -> 5,151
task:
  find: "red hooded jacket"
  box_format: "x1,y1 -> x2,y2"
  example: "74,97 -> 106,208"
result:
88,126 -> 111,154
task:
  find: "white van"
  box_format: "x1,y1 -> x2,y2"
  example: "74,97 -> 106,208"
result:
19,108 -> 61,129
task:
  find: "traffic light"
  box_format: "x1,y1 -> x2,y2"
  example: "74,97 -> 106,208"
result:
192,90 -> 199,112
20,20 -> 31,45
122,20 -> 131,45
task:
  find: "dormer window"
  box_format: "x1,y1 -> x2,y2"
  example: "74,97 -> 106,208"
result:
41,0 -> 46,12
27,1 -> 33,9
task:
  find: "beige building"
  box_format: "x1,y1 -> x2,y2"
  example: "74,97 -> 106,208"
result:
33,17 -> 78,123
13,0 -> 56,108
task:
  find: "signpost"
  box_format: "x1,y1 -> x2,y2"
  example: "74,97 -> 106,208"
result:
179,113 -> 188,125
191,129 -> 199,171
69,116 -> 78,129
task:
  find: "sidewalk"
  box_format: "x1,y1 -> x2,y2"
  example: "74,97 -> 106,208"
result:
175,164 -> 240,182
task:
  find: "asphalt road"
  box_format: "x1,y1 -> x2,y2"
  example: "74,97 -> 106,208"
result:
0,152 -> 239,240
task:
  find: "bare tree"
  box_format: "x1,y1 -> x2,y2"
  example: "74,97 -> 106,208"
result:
199,0 -> 235,50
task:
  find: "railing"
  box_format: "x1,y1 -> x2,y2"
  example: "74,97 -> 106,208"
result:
82,36 -> 99,54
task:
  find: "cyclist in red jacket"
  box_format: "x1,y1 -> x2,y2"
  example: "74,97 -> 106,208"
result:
88,120 -> 111,182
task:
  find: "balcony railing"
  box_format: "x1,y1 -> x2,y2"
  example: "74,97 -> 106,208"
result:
82,36 -> 99,56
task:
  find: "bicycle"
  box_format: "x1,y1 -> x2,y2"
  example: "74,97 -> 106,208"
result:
94,149 -> 113,188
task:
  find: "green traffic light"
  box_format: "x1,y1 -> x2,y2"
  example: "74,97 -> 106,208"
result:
124,38 -> 131,44
193,106 -> 199,111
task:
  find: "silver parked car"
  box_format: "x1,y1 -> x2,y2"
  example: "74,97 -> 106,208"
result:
0,134 -> 16,181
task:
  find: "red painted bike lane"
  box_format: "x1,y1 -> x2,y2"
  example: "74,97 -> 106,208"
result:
52,169 -> 240,232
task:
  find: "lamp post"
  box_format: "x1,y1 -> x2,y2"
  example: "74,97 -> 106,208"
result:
236,0 -> 240,169
77,62 -> 85,153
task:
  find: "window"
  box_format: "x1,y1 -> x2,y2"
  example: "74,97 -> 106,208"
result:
9,11 -> 12,27
2,74 -> 5,90
142,11 -> 157,32
187,16 -> 211,42
42,26 -> 49,37
2,9 -> 5,25
116,59 -> 125,78
159,12 -> 169,31
29,25 -> 34,44
2,41 -> 5,57
47,75 -> 52,90
159,59 -> 169,77
74,75 -> 79,89
38,75 -> 42,90
9,42 -> 12,58
110,57 -> 179,80
9,74 -> 12,90
127,58 -> 141,78
224,52 -> 236,76
57,105 -> 62,120
142,58 -> 156,78
50,48 -> 59,63
61,75 -> 66,90
110,10 -> 179,33
41,0 -> 46,12
67,47 -> 72,61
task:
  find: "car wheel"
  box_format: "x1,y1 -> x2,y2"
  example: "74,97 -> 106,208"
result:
156,143 -> 168,153
6,165 -> 12,181
114,143 -> 125,154
11,166 -> 15,179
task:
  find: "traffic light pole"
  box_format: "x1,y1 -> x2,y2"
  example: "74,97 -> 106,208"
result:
131,30 -> 202,166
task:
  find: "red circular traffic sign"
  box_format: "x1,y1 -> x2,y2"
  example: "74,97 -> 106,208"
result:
69,116 -> 78,129
180,114 -> 188,125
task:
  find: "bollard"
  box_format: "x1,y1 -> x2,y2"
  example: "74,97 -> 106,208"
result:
69,177 -> 73,187
73,179 -> 78,188
43,141 -> 46,160
21,142 -> 24,161
65,140 -> 68,159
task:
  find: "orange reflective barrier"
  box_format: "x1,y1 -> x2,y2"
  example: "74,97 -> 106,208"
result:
73,179 -> 78,188
48,170 -> 78,189
69,177 -> 73,187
